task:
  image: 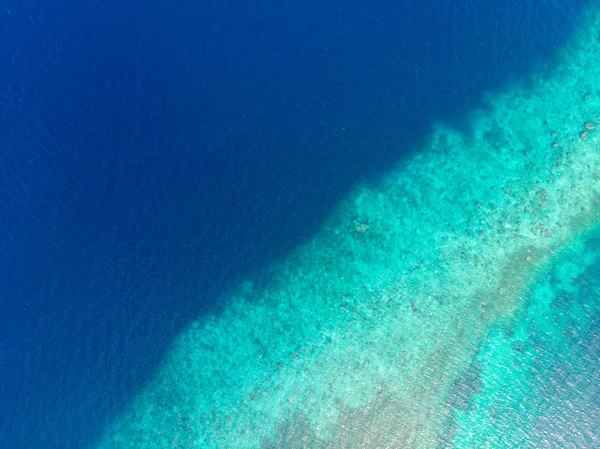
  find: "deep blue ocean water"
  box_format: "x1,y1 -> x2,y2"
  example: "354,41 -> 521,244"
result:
0,0 -> 591,447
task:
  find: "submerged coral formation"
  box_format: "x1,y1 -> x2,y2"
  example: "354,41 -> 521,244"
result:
98,6 -> 600,449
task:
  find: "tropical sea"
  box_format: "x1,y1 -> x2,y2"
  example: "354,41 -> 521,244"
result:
1,0 -> 599,447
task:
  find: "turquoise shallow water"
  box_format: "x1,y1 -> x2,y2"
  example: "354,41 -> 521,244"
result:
445,230 -> 600,448
97,5 -> 600,449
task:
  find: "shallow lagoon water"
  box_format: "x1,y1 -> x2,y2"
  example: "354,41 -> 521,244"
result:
446,232 -> 600,448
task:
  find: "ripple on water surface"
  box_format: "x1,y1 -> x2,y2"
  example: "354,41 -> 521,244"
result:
100,6 -> 600,449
